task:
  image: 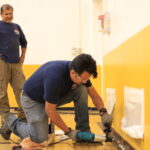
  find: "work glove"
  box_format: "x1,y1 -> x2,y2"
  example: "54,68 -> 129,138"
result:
99,108 -> 113,130
65,128 -> 79,141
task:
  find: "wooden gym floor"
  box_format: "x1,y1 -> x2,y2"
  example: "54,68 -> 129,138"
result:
0,112 -> 116,150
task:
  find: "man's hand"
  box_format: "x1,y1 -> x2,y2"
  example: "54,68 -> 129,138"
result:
65,128 -> 78,141
100,108 -> 113,129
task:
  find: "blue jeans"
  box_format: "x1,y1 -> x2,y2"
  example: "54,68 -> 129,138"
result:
8,85 -> 90,143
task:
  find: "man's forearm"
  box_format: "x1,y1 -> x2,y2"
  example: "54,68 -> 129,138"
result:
91,94 -> 104,111
47,109 -> 70,133
88,86 -> 104,111
21,48 -> 27,58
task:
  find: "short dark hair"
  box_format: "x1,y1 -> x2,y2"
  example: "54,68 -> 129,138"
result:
70,53 -> 97,78
1,4 -> 13,13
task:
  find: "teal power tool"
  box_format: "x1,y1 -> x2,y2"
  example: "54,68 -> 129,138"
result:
76,130 -> 112,143
76,122 -> 112,142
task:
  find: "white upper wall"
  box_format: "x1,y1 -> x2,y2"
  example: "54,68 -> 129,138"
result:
102,0 -> 150,55
0,0 -> 80,64
0,0 -> 104,65
1,0 -> 148,64
79,0 -> 103,65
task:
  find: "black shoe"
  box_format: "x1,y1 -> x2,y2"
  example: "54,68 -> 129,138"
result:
0,112 -> 13,140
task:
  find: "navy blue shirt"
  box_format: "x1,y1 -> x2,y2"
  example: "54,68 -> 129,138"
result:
0,21 -> 27,63
23,61 -> 92,104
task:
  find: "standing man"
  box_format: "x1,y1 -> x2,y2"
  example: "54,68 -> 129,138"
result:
0,54 -> 112,147
0,4 -> 27,124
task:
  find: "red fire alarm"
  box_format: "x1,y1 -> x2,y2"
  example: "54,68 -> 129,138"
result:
98,12 -> 110,33
98,15 -> 105,29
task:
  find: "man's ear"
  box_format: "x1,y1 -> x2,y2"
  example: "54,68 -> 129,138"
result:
70,69 -> 75,75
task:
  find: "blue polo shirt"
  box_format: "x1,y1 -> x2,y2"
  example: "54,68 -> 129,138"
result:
0,21 -> 27,63
23,61 -> 92,104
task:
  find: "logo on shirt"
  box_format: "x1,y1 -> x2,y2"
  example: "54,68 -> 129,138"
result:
14,29 -> 20,35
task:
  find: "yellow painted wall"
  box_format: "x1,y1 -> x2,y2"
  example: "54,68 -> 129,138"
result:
103,25 -> 150,150
9,65 -> 101,108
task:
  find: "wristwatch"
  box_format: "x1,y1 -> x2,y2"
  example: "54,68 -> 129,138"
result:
65,127 -> 71,135
99,108 -> 107,116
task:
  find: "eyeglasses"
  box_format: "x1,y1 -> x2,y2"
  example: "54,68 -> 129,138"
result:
74,73 -> 89,83
75,73 -> 82,81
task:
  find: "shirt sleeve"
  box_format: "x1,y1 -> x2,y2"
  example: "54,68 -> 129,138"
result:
18,25 -> 27,48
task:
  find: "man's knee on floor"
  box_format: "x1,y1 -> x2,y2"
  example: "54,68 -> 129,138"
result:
30,133 -> 48,143
29,120 -> 48,143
